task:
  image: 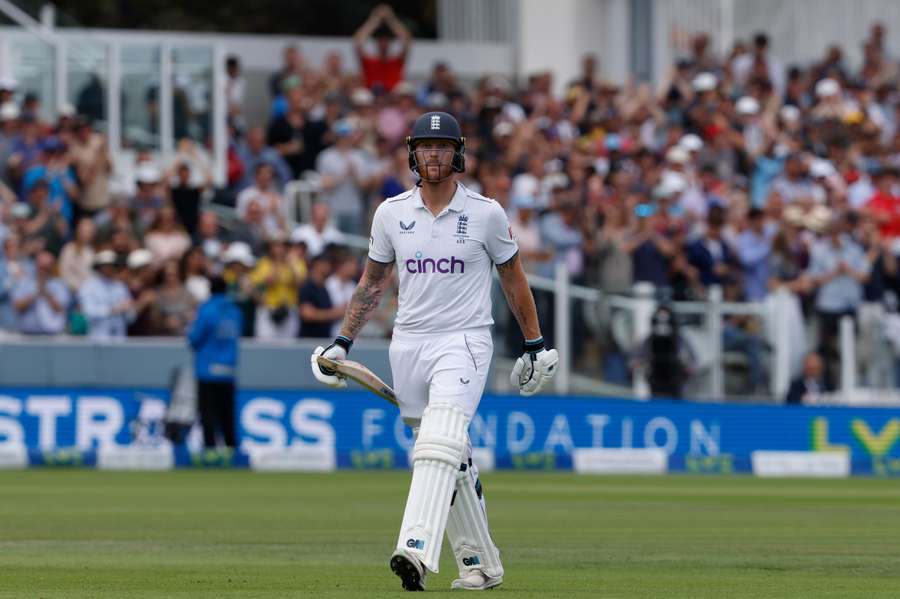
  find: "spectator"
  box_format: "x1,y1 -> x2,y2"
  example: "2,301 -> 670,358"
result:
236,163 -> 287,239
538,194 -> 585,279
864,166 -> 900,239
22,136 -> 78,224
20,179 -> 69,256
325,254 -> 358,337
155,259 -> 196,336
806,217 -> 871,381
236,126 -> 292,191
68,118 -> 111,223
249,238 -> 305,339
687,205 -> 738,289
1,234 -> 33,330
626,203 -> 675,289
0,102 -> 20,186
589,202 -> 633,293
167,163 -> 203,236
353,4 -> 411,93
193,210 -> 226,262
58,217 -> 96,292
78,249 -> 134,339
94,197 -> 138,247
11,250 -> 69,335
298,254 -> 345,338
225,55 -> 246,125
785,352 -> 833,404
269,45 -> 304,100
125,248 -> 158,336
267,86 -> 314,178
131,164 -> 165,234
221,242 -> 257,337
188,276 -> 242,450
7,114 -> 43,189
770,153 -> 815,204
144,204 -> 191,266
183,246 -> 211,304
315,119 -> 374,234
230,199 -> 273,257
737,207 -> 775,301
289,202 -> 344,258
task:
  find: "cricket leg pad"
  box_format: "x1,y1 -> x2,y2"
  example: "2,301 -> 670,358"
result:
446,452 -> 504,580
396,403 -> 468,573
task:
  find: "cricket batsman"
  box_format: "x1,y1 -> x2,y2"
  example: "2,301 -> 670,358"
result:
310,111 -> 558,591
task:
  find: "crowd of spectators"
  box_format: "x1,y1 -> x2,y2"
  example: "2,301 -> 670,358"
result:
3,6 -> 900,393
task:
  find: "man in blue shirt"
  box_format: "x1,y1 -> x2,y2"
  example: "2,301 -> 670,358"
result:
188,276 -> 243,449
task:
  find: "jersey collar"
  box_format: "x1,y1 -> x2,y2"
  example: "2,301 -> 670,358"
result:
413,183 -> 469,214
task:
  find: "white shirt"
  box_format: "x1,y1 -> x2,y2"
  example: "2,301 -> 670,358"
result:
290,223 -> 344,258
368,183 -> 518,335
12,276 -> 69,334
78,275 -> 134,339
236,185 -> 283,237
316,147 -> 371,218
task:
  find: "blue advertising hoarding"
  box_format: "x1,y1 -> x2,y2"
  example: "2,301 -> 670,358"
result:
0,388 -> 898,475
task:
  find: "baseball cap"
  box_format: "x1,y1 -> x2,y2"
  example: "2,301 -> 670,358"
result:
665,145 -> 690,165
809,158 -> 837,179
692,72 -> 718,92
351,87 -> 374,106
0,77 -> 17,92
135,164 -> 161,184
678,133 -> 704,152
222,242 -> 256,268
10,203 -> 31,219
0,102 -> 19,121
815,78 -> 841,98
735,96 -> 760,115
127,248 -> 154,270
94,249 -> 118,267
779,105 -> 801,122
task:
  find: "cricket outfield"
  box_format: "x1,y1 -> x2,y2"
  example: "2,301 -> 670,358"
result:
0,470 -> 897,598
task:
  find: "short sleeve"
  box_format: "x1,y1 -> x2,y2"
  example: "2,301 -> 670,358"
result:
484,202 -> 518,265
367,203 -> 395,263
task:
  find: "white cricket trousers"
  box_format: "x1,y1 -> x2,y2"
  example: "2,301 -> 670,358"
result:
389,326 -> 492,422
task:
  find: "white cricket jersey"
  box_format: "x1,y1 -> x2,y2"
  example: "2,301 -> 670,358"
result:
368,183 -> 518,335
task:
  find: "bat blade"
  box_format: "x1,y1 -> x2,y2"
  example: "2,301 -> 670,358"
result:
316,355 -> 398,406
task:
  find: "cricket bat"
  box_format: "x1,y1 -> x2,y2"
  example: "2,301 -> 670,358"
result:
316,355 -> 398,406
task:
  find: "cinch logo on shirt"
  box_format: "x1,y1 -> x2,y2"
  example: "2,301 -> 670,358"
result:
405,251 -> 465,274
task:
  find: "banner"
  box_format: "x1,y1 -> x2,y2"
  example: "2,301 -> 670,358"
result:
0,388 -> 899,474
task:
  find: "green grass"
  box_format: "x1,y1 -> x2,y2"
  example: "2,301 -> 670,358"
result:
0,471 -> 898,598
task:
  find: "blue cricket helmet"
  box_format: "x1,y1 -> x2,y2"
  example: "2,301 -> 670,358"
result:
406,111 -> 466,175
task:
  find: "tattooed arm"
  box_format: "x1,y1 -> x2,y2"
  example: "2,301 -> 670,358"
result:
338,258 -> 395,340
496,252 -> 542,340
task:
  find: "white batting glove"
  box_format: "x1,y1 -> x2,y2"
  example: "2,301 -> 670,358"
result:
510,337 -> 559,396
310,336 -> 352,389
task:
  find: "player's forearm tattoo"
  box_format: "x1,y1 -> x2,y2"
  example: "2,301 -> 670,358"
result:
339,259 -> 394,340
496,253 -> 541,340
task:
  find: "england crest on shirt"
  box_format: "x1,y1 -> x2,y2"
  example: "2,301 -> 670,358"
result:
455,213 -> 469,244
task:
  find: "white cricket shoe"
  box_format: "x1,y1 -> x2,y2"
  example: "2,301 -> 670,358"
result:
450,570 -> 503,591
390,548 -> 427,591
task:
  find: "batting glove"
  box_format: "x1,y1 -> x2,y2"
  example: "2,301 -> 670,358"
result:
510,337 -> 559,396
310,336 -> 352,388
